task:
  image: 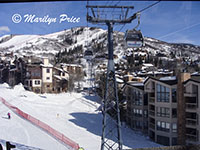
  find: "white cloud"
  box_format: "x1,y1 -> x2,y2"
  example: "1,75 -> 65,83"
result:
0,26 -> 10,34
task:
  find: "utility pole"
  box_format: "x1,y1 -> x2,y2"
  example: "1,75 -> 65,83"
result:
86,5 -> 137,150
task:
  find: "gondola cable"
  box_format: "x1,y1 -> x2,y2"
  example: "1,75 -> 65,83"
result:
137,0 -> 161,14
117,1 -> 160,35
85,0 -> 94,61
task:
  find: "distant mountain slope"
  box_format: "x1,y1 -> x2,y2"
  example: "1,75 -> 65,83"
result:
0,26 -> 200,62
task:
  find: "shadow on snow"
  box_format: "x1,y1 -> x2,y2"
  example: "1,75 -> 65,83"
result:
69,112 -> 160,149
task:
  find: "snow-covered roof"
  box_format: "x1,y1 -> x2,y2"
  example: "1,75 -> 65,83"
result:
61,63 -> 82,68
116,77 -> 124,83
191,72 -> 199,75
54,75 -> 69,80
9,68 -> 17,71
160,76 -> 176,81
134,52 -> 147,56
125,81 -> 144,90
142,63 -> 154,67
124,74 -> 134,77
40,64 -> 53,68
54,67 -> 64,72
129,82 -> 144,86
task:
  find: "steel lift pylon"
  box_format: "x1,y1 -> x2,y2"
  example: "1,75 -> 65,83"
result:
86,5 -> 137,150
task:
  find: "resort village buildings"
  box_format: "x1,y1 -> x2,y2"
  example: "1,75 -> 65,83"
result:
1,53 -> 200,147
0,55 -> 83,94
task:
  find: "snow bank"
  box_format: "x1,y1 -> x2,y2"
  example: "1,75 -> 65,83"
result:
13,83 -> 26,92
0,83 -> 9,88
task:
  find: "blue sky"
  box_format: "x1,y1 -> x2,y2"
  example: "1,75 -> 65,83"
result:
0,1 -> 200,45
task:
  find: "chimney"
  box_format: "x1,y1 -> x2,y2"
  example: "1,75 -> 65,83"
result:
177,72 -> 191,145
43,57 -> 49,66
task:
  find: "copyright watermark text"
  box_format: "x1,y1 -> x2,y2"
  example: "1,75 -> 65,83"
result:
12,13 -> 80,25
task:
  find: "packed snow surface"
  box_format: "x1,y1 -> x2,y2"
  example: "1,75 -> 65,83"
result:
0,83 -> 160,150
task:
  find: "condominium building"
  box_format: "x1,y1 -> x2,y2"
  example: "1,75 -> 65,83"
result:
144,76 -> 178,146
124,82 -> 148,134
25,63 -> 42,93
24,57 -> 69,94
184,76 -> 200,145
123,72 -> 200,146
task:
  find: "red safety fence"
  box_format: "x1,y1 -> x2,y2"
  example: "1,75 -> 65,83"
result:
0,97 -> 80,150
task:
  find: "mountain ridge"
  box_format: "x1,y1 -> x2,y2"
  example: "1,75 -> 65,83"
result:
0,27 -> 200,63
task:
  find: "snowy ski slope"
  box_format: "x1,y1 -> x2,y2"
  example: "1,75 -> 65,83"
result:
0,83 -> 160,150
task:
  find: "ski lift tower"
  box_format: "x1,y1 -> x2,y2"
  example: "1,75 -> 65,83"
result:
86,5 -> 138,150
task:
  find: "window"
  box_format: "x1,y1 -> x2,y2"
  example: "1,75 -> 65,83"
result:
35,80 -> 40,85
46,68 -> 50,73
172,89 -> 177,102
144,121 -> 148,129
157,107 -> 170,118
172,123 -> 177,133
139,109 -> 142,115
46,77 -> 50,80
134,90 -> 142,106
192,84 -> 198,94
157,121 -> 170,132
32,71 -> 40,77
166,123 -> 170,131
156,84 -> 170,102
161,122 -> 165,128
144,110 -> 148,118
157,135 -> 170,146
157,121 -> 161,128
172,137 -> 177,145
133,108 -> 142,117
172,108 -> 177,118
62,72 -> 65,76
136,121 -> 142,129
144,93 -> 148,105
133,108 -> 136,114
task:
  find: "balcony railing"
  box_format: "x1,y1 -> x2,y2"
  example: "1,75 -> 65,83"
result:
149,110 -> 155,116
186,103 -> 198,110
149,123 -> 155,130
186,119 -> 198,126
184,92 -> 197,97
149,97 -> 155,103
186,134 -> 198,142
